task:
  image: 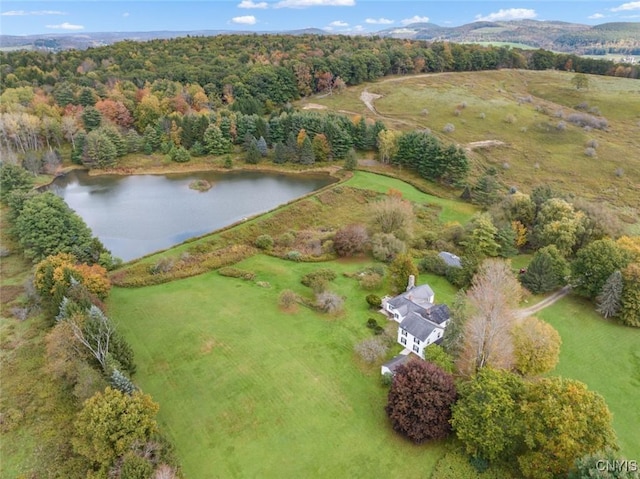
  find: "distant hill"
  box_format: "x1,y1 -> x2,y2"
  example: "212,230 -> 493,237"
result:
0,20 -> 638,56
0,28 -> 327,52
376,20 -> 640,55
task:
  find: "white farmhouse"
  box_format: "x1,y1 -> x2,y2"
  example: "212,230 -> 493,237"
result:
380,276 -> 451,374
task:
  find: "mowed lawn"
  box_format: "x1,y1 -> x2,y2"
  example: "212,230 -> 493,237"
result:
539,297 -> 640,458
108,255 -> 457,478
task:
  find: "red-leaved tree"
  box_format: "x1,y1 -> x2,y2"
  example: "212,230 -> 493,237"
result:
385,359 -> 457,443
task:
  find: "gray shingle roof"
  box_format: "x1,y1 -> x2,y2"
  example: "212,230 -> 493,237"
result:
381,354 -> 411,373
400,312 -> 438,341
424,304 -> 451,325
439,252 -> 462,268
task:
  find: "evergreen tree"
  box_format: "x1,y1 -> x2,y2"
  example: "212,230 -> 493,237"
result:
72,131 -> 87,164
142,125 -> 160,154
81,106 -> 102,132
596,270 -> 623,319
256,136 -> 268,156
344,148 -> 358,171
203,124 -> 232,155
520,245 -> 568,294
299,135 -> 315,165
110,368 -> 137,395
272,142 -> 287,164
246,139 -> 261,164
619,264 -> 640,327
473,173 -> 501,207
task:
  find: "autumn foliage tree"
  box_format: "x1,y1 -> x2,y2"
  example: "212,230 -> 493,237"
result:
458,259 -> 523,375
73,387 -> 159,470
518,378 -> 617,479
385,360 -> 457,443
511,316 -> 561,376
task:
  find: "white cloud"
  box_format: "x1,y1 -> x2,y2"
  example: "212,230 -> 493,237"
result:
400,15 -> 429,25
2,10 -> 66,16
231,15 -> 257,24
611,1 -> 640,11
352,24 -> 364,32
274,0 -> 355,8
365,17 -> 393,25
588,13 -> 605,19
329,20 -> 349,27
475,8 -> 537,22
237,0 -> 268,8
46,22 -> 84,30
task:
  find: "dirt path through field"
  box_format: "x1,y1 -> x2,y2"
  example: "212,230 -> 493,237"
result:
515,286 -> 572,319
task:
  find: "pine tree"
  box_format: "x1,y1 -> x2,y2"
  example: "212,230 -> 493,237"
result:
273,142 -> 287,164
520,245 -> 568,294
596,270 -> 623,318
344,148 -> 358,171
204,124 -> 232,155
256,136 -> 268,156
299,135 -> 315,165
246,139 -> 261,164
110,368 -> 137,395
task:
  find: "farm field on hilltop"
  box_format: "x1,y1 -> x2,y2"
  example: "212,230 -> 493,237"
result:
308,70 -> 640,216
108,255 -> 458,478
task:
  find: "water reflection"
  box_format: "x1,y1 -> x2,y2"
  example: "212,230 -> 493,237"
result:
50,170 -> 334,261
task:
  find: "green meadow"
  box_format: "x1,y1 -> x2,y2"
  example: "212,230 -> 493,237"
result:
109,255 -> 458,478
539,298 -> 640,458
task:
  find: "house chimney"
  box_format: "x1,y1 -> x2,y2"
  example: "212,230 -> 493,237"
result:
406,275 -> 415,291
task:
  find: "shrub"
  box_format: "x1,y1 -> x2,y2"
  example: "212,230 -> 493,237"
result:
278,289 -> 299,309
556,121 -> 567,131
278,232 -> 295,247
366,294 -> 382,308
381,372 -> 394,387
333,224 -> 369,257
254,234 -> 274,250
419,253 -> 448,276
301,268 -> 337,288
354,337 -> 388,363
371,233 -> 406,262
366,317 -> 385,335
504,114 -> 516,124
566,113 -> 608,130
149,258 -> 174,275
614,168 -> 624,177
586,139 -> 599,149
285,250 -> 302,261
584,147 -> 597,157
315,291 -> 344,314
443,123 -> 455,133
359,272 -> 383,290
218,267 -> 256,281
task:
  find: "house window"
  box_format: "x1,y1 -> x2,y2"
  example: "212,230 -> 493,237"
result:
401,329 -> 407,337
401,337 -> 407,345
438,331 -> 442,338
413,345 -> 420,353
414,337 -> 420,344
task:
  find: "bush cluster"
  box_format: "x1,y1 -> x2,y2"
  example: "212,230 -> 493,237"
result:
218,267 -> 256,281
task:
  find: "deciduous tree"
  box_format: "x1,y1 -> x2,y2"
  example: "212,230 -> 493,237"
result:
458,259 -> 522,375
518,378 -> 617,479
619,263 -> 640,327
72,387 -> 159,468
572,239 -> 630,299
385,360 -> 457,443
451,368 -> 525,462
511,316 -> 561,376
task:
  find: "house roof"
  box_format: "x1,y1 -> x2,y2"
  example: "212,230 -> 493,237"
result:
387,284 -> 434,311
423,304 -> 451,325
400,312 -> 438,341
381,354 -> 411,374
439,252 -> 462,268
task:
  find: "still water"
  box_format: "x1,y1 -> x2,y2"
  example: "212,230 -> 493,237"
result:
50,170 -> 334,261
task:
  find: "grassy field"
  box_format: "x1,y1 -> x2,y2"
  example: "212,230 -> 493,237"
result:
310,70 -> 640,217
539,297 -> 640,458
108,255 -> 458,478
345,171 -> 478,224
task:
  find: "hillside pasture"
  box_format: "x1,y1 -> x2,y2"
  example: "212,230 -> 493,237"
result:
307,70 -> 640,213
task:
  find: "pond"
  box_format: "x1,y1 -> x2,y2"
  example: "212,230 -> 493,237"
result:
50,169 -> 335,261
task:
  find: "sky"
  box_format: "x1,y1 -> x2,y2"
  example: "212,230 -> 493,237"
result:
1,0 -> 639,36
